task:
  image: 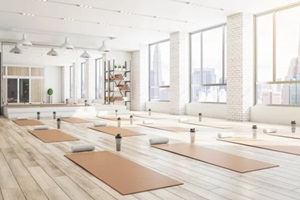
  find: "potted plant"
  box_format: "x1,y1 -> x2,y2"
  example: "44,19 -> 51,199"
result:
122,65 -> 126,70
118,65 -> 122,70
47,88 -> 53,103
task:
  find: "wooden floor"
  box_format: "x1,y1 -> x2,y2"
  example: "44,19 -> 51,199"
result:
1,112 -> 300,200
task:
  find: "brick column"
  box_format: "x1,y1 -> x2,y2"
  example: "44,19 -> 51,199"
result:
170,32 -> 189,115
226,13 -> 254,121
131,44 -> 148,111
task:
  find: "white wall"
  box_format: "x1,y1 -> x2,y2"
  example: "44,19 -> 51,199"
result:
44,66 -> 62,103
186,102 -> 227,119
146,101 -> 171,114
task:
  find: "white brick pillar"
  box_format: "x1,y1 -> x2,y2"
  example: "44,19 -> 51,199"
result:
227,13 -> 254,121
131,44 -> 149,111
170,32 -> 189,115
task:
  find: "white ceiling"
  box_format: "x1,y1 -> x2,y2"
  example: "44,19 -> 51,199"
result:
0,0 -> 299,51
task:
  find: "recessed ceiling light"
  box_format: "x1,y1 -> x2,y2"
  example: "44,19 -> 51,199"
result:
62,17 -> 75,21
77,4 -> 93,9
119,11 -> 132,15
21,13 -> 35,17
98,22 -> 108,25
39,0 -> 48,2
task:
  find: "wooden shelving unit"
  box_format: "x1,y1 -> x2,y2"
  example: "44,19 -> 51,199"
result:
104,60 -> 131,108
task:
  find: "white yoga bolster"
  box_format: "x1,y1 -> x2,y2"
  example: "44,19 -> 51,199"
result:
217,132 -> 234,138
179,118 -> 188,122
263,128 -> 277,133
33,125 -> 49,130
149,137 -> 169,145
71,144 -> 95,153
94,121 -> 107,127
143,120 -> 154,124
17,117 -> 27,120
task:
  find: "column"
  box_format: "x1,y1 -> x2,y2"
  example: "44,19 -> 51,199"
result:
226,13 -> 254,121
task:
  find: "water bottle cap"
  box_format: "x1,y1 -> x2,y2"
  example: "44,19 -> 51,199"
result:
53,111 -> 56,114
148,109 -> 151,111
291,121 -> 296,124
190,128 -> 196,132
252,125 -> 257,129
117,117 -> 121,120
37,112 -> 40,114
57,118 -> 61,121
130,115 -> 133,118
115,134 -> 122,139
199,113 -> 202,116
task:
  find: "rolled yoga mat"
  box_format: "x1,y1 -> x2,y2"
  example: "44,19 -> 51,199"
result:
71,144 -> 95,152
178,118 -> 188,122
33,125 -> 49,130
149,137 -> 169,145
217,132 -> 234,138
17,117 -> 28,120
263,128 -> 277,133
143,120 -> 154,124
94,121 -> 107,127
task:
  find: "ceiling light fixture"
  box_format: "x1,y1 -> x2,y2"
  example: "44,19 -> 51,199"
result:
119,11 -> 132,15
98,40 -> 110,53
61,37 -> 74,49
62,17 -> 75,21
47,48 -> 58,56
38,0 -> 48,2
17,33 -> 32,46
9,46 -> 22,54
21,13 -> 35,17
80,51 -> 91,59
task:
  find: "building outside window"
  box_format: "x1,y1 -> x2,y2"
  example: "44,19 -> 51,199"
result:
190,24 -> 227,103
256,5 -> 300,105
149,40 -> 170,101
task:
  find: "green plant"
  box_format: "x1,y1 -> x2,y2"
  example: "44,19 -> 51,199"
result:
47,88 -> 53,96
118,65 -> 122,69
122,65 -> 126,69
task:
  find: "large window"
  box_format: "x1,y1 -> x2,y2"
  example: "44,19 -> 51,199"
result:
256,4 -> 300,105
190,24 -> 227,103
81,62 -> 86,98
149,40 -> 170,101
95,58 -> 103,99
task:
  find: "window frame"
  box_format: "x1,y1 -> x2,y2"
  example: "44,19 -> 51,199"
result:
189,23 -> 227,103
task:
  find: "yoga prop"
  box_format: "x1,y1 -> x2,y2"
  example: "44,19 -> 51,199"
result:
139,124 -> 188,132
152,143 -> 278,173
291,121 -> 296,133
28,129 -> 79,143
13,119 -> 44,126
178,118 -> 188,122
16,117 -> 27,120
180,121 -> 233,129
57,118 -> 61,129
217,132 -> 233,138
89,126 -> 144,137
61,117 -> 90,123
65,151 -> 182,195
33,125 -> 49,130
143,120 -> 154,124
94,121 -> 107,127
219,138 -> 300,156
149,137 -> 169,145
263,128 -> 277,133
134,114 -> 164,119
266,133 -> 300,140
190,128 -> 196,144
71,144 -> 95,152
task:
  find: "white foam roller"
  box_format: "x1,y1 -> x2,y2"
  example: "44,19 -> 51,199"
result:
94,121 -> 107,127
17,117 -> 27,120
179,118 -> 188,122
149,137 -> 169,145
263,128 -> 277,133
143,120 -> 154,124
71,144 -> 95,153
217,132 -> 234,138
33,126 -> 49,130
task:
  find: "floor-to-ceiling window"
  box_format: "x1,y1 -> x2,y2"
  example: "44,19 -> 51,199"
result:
81,62 -> 86,98
256,4 -> 300,105
149,40 -> 170,101
190,24 -> 227,103
95,58 -> 103,99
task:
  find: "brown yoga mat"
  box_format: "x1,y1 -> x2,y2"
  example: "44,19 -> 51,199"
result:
180,121 -> 233,129
28,129 -> 79,143
98,116 -> 131,121
65,151 -> 182,195
61,117 -> 90,123
13,119 -> 44,126
219,138 -> 300,156
267,133 -> 300,140
152,143 -> 278,173
139,124 -> 189,132
89,126 -> 144,137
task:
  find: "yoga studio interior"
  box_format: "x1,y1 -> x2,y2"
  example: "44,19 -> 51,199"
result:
1,0 -> 300,199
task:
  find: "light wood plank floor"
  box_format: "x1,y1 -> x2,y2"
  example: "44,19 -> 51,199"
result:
1,112 -> 300,200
